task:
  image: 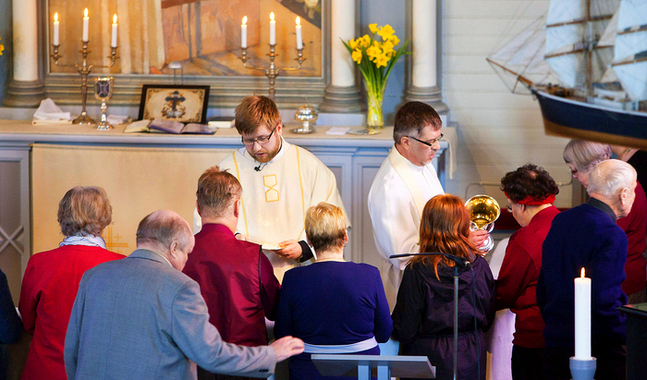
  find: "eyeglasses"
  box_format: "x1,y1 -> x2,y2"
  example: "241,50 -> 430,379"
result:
242,127 -> 277,146
408,133 -> 444,147
506,204 -> 513,212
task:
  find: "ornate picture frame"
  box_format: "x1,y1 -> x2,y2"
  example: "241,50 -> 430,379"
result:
138,84 -> 210,123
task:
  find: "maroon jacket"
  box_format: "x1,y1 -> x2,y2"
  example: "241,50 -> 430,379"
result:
496,206 -> 560,348
617,181 -> 647,296
183,223 -> 280,346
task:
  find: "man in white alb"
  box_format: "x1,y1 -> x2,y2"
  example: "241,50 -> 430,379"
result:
194,95 -> 349,282
368,101 -> 487,309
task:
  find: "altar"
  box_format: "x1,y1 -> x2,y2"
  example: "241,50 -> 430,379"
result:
0,120 -> 453,301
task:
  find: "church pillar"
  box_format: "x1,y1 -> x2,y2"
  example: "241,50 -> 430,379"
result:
4,0 -> 45,107
405,0 -> 446,113
319,0 -> 363,113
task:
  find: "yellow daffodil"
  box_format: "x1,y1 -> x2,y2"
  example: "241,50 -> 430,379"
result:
366,44 -> 381,61
349,38 -> 359,50
377,24 -> 395,39
352,49 -> 363,64
361,34 -> 371,48
0,37 -> 3,56
375,53 -> 390,68
369,23 -> 378,34
387,34 -> 400,46
382,40 -> 395,56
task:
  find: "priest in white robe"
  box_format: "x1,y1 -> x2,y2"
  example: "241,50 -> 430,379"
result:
368,101 -> 487,309
194,96 -> 349,281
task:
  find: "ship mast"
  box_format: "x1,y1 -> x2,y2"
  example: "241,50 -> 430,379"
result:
586,0 -> 593,97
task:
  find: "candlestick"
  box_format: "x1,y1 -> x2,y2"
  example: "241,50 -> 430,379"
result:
295,17 -> 302,49
53,13 -> 60,46
574,267 -> 592,360
82,8 -> 89,42
241,16 -> 248,48
50,22 -> 120,128
269,12 -> 276,45
111,14 -> 118,48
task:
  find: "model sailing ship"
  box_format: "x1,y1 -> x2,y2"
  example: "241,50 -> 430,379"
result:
487,0 -> 647,147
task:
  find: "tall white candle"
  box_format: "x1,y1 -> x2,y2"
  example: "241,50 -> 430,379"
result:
82,8 -> 89,42
295,16 -> 302,49
53,13 -> 60,46
269,12 -> 276,45
111,14 -> 118,48
574,267 -> 592,360
241,16 -> 248,48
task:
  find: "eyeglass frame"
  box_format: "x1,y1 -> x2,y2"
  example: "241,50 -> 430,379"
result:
241,126 -> 278,146
407,133 -> 444,147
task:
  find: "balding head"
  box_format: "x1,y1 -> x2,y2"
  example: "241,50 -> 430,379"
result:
588,159 -> 637,218
136,210 -> 195,270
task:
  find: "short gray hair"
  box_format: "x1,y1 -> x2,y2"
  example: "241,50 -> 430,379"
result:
563,139 -> 612,173
136,210 -> 192,252
587,159 -> 636,198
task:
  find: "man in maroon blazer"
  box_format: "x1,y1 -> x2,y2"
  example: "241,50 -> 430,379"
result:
183,166 -> 280,380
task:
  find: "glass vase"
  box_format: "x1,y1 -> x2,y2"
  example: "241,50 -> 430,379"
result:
349,83 -> 385,135
366,88 -> 385,130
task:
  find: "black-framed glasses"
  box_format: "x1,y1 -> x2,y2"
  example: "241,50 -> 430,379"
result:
408,133 -> 444,147
242,127 -> 277,146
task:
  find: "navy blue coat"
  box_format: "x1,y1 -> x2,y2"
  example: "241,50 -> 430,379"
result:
537,202 -> 627,348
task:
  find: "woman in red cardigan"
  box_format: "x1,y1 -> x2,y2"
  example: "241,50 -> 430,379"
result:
19,186 -> 123,380
497,164 -> 560,380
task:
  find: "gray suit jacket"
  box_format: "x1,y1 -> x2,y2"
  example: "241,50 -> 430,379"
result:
65,249 -> 276,379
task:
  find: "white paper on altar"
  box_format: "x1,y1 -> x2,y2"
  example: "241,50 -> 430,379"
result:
486,237 -> 515,380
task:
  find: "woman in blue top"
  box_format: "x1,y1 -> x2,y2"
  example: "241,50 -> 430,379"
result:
274,202 -> 393,380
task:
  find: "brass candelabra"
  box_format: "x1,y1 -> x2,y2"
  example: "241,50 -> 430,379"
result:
239,45 -> 305,100
51,41 -> 119,125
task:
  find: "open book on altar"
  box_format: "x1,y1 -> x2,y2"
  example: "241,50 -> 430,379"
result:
124,119 -> 217,135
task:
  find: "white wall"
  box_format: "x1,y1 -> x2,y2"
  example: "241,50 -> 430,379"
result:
442,0 -> 573,208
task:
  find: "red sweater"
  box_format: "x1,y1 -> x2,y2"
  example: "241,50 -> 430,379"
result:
496,206 -> 560,348
616,181 -> 647,296
19,245 -> 123,380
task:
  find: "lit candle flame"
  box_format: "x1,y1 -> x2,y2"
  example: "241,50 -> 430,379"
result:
84,8 -> 88,18
270,12 -> 275,21
54,13 -> 58,22
242,16 -> 247,25
113,14 -> 117,24
296,16 -> 301,26
580,267 -> 585,278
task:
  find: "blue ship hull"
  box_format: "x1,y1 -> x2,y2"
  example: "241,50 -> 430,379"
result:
534,90 -> 647,148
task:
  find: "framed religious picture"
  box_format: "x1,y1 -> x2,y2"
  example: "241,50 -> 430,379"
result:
138,84 -> 210,123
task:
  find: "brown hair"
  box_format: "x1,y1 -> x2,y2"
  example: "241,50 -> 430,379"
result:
393,101 -> 442,144
500,164 -> 559,203
196,166 -> 242,219
57,186 -> 112,237
234,95 -> 282,135
305,202 -> 346,253
413,194 -> 477,280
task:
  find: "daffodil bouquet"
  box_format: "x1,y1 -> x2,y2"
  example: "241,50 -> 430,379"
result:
0,37 -> 4,56
342,24 -> 409,128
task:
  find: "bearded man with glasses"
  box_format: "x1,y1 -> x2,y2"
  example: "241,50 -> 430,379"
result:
193,95 -> 348,282
368,101 -> 488,309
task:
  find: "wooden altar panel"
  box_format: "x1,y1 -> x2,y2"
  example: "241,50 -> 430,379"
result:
32,144 -> 230,255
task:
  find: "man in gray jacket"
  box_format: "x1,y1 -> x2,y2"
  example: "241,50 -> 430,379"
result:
65,209 -> 303,379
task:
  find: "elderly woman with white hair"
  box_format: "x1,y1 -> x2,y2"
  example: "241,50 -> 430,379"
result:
274,202 -> 392,380
539,159 -> 637,380
563,139 -> 647,303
